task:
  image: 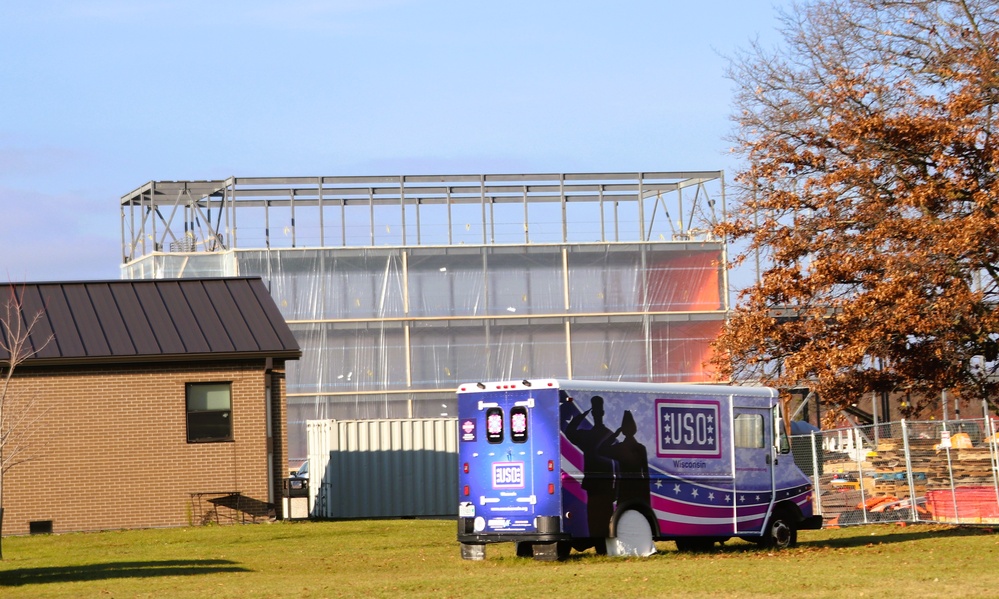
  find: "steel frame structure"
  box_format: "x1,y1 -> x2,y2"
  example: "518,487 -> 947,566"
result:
120,171 -> 726,260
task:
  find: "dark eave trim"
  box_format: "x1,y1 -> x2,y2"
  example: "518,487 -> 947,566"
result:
15,349 -> 302,369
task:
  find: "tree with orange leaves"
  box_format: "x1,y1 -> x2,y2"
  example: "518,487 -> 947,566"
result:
716,0 -> 999,416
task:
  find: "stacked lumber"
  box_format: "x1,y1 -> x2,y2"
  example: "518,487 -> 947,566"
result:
925,447 -> 997,490
813,433 -> 999,525
816,453 -> 874,525
823,456 -> 868,478
817,487 -> 864,526
868,443 -> 934,498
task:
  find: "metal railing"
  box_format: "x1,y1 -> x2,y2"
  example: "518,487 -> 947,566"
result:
791,418 -> 999,526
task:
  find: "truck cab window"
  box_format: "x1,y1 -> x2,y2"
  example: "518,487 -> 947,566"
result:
734,413 -> 764,449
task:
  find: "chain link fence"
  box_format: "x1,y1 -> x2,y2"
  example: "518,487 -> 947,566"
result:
790,418 -> 999,527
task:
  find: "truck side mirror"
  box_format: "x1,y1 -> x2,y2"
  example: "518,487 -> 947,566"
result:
778,433 -> 791,454
774,406 -> 791,454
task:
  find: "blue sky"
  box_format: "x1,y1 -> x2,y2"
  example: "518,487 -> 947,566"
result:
0,1 -> 786,283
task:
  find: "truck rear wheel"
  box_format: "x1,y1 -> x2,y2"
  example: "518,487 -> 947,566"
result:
607,509 -> 656,557
531,541 -> 570,561
460,542 -> 486,560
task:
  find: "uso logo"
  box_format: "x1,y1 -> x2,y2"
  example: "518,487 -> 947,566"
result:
656,399 -> 721,459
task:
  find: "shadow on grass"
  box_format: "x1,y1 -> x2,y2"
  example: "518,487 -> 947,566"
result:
0,559 -> 250,586
654,524 -> 998,556
796,524 -> 996,549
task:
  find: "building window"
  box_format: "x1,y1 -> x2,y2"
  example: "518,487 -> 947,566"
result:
186,382 -> 233,443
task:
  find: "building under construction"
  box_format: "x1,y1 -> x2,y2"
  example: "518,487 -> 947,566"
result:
120,171 -> 730,462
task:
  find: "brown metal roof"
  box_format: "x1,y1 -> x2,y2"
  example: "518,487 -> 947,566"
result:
0,277 -> 301,366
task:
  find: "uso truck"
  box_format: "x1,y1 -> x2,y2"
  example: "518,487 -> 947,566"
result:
457,379 -> 822,560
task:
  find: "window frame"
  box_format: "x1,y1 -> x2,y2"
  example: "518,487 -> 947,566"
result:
186,382 -> 234,443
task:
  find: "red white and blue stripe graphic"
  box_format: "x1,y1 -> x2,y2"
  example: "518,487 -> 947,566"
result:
560,431 -> 813,537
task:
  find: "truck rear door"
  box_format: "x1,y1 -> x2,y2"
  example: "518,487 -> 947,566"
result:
458,385 -> 560,535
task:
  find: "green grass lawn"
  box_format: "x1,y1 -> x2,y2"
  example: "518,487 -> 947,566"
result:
1,520 -> 996,598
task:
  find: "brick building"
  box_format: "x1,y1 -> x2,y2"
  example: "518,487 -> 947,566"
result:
0,277 -> 300,535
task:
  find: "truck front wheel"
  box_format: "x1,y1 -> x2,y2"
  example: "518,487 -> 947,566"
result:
759,509 -> 798,549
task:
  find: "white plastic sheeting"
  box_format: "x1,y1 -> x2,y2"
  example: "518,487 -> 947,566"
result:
124,242 -> 727,462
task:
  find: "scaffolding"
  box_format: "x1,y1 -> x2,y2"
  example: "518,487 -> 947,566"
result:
120,172 -> 730,462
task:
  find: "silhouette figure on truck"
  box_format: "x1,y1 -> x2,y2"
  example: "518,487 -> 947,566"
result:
564,395 -> 615,540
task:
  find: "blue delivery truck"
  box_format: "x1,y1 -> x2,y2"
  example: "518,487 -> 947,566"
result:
457,379 -> 822,560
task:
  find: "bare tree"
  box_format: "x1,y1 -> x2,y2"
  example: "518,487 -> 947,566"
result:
0,285 -> 52,559
716,0 -> 999,418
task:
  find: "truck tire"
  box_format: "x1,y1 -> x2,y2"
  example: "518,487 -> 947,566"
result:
460,542 -> 486,560
607,509 -> 656,557
516,542 -> 533,558
558,541 -> 571,560
759,508 -> 797,549
531,540 -> 570,561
